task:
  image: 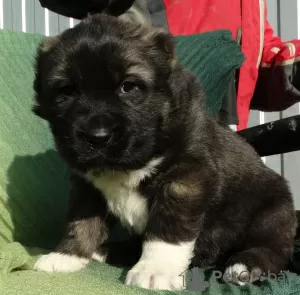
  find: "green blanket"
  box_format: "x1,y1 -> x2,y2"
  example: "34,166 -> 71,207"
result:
1,28 -> 297,295
1,243 -> 300,295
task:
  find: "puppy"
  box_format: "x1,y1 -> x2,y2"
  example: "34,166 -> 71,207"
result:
33,14 -> 297,290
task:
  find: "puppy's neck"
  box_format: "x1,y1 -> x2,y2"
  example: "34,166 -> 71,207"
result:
85,157 -> 164,189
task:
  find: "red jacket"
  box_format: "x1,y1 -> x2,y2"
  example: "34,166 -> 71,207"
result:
157,0 -> 300,130
40,0 -> 300,130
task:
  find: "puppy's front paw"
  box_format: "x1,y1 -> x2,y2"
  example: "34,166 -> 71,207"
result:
34,252 -> 89,273
125,240 -> 194,290
125,260 -> 184,290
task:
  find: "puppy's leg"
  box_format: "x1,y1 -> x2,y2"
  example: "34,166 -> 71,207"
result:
35,175 -> 110,273
125,171 -> 211,291
224,247 -> 284,286
92,245 -> 108,263
225,198 -> 296,286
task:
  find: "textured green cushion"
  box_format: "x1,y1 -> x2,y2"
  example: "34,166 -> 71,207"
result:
1,243 -> 300,295
175,32 -> 243,116
0,28 -> 276,295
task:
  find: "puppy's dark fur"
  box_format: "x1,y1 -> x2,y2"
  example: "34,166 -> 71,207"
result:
33,14 -> 297,289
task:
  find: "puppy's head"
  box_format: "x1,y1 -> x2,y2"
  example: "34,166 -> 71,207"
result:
33,15 -> 176,171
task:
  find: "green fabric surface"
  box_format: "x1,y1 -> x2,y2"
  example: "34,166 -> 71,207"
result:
3,28 -> 298,295
1,243 -> 300,295
175,32 -> 244,116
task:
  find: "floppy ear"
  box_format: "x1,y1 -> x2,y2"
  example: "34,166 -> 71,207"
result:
153,29 -> 176,66
32,104 -> 43,118
32,76 -> 47,119
142,27 -> 177,67
32,35 -> 62,120
31,38 -> 54,120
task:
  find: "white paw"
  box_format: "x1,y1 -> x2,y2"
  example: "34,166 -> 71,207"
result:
125,240 -> 195,290
224,263 -> 262,286
91,252 -> 106,263
34,252 -> 89,273
125,259 -> 184,290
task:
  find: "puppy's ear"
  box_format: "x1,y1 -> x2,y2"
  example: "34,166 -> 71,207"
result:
32,39 -> 53,120
154,29 -> 175,56
32,104 -> 43,118
32,79 -> 47,120
145,28 -> 177,67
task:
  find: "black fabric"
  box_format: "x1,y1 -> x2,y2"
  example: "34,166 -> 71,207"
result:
39,0 -> 135,19
251,61 -> 300,112
237,114 -> 300,157
217,74 -> 239,125
217,27 -> 242,126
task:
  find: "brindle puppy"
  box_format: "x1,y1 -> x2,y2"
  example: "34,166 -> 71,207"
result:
33,14 -> 296,290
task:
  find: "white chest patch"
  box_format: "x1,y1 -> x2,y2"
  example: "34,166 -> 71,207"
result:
86,158 -> 163,234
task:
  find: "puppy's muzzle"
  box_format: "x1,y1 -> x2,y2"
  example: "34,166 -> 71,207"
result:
79,115 -> 116,147
85,126 -> 112,146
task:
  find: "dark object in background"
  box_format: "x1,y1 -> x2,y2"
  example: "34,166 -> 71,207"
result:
238,115 -> 300,157
39,0 -> 135,19
238,115 -> 300,273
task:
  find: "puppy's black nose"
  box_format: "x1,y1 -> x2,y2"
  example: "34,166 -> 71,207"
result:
85,127 -> 112,145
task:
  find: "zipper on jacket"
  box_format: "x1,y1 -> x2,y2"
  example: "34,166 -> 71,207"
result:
257,0 -> 265,68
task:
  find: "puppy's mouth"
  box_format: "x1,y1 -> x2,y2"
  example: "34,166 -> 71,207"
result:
85,136 -> 114,151
54,126 -> 156,171
69,132 -> 129,165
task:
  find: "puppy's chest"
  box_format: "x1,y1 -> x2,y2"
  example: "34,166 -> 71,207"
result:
88,171 -> 149,234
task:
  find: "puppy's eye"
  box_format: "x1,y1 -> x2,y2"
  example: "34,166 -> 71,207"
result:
120,82 -> 138,94
60,85 -> 76,96
56,96 -> 67,104
55,85 -> 76,105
